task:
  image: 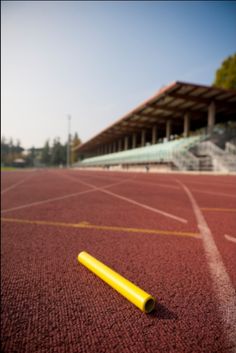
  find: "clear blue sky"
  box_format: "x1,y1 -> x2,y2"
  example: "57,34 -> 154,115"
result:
2,1 -> 236,148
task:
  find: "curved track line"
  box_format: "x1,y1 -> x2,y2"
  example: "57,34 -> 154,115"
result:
54,170 -> 135,190
99,188 -> 187,223
60,171 -> 187,223
70,170 -> 180,190
177,180 -> 236,350
224,234 -> 236,244
1,179 -> 129,214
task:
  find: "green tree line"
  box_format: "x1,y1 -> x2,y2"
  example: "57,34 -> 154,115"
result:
213,53 -> 236,89
1,137 -> 24,166
1,133 -> 81,167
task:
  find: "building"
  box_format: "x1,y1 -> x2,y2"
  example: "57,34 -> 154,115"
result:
73,81 -> 236,172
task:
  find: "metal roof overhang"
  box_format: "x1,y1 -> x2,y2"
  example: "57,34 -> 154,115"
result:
74,81 -> 236,153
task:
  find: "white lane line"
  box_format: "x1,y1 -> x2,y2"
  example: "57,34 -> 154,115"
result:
225,234 -> 236,244
101,188 -> 187,223
177,180 -> 236,349
129,179 -> 180,190
1,178 -> 129,214
184,180 -> 236,188
52,170 -> 135,190
59,171 -> 187,223
191,188 -> 236,199
1,189 -> 94,213
1,172 -> 36,195
71,170 -> 180,190
2,170 -> 186,223
69,170 -> 127,183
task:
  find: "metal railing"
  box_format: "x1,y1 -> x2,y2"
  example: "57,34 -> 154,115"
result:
172,150 -> 200,171
197,141 -> 236,172
225,142 -> 236,155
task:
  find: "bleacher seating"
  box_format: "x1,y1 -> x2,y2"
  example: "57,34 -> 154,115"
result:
76,135 -> 205,167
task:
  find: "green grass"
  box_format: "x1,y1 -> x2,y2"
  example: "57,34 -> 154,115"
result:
1,166 -> 23,171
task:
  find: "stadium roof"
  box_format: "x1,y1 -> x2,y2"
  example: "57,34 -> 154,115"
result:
75,81 -> 236,153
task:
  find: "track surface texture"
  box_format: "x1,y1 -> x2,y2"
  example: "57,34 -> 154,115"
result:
1,169 -> 236,353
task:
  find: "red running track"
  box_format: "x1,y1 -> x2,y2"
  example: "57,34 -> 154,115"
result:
1,169 -> 236,353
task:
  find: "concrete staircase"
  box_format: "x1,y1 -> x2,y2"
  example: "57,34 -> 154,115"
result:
172,150 -> 200,171
198,156 -> 213,171
195,141 -> 236,172
172,138 -> 236,172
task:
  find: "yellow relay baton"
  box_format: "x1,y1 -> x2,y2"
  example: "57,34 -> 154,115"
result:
78,251 -> 156,313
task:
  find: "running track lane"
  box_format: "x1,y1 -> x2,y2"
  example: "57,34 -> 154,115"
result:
1,169 -> 236,353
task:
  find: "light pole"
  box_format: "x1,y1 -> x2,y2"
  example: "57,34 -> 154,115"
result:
67,114 -> 71,168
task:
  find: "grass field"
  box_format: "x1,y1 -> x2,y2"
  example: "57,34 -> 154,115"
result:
1,166 -> 21,171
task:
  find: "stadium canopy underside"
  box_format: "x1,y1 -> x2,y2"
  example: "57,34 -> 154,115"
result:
74,81 -> 236,160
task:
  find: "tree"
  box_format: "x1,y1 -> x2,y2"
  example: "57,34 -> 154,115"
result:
71,132 -> 82,164
41,140 -> 51,165
51,138 -> 66,166
213,54 -> 236,89
1,137 -> 24,166
1,136 -> 9,165
15,140 -> 23,154
25,147 -> 36,167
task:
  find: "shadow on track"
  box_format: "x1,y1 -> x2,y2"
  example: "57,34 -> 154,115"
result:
150,302 -> 178,320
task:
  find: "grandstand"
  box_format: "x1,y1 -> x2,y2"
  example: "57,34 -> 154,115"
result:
73,81 -> 236,172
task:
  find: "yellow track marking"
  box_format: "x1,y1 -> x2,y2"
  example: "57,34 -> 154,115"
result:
201,208 -> 236,212
1,217 -> 200,239
78,221 -> 90,225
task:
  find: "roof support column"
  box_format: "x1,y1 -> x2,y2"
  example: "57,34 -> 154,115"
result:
166,120 -> 172,141
132,133 -> 137,149
183,113 -> 190,137
152,125 -> 157,144
109,144 -> 112,154
141,130 -> 146,147
208,102 -> 215,135
118,140 -> 122,152
113,141 -> 116,153
124,136 -> 128,150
